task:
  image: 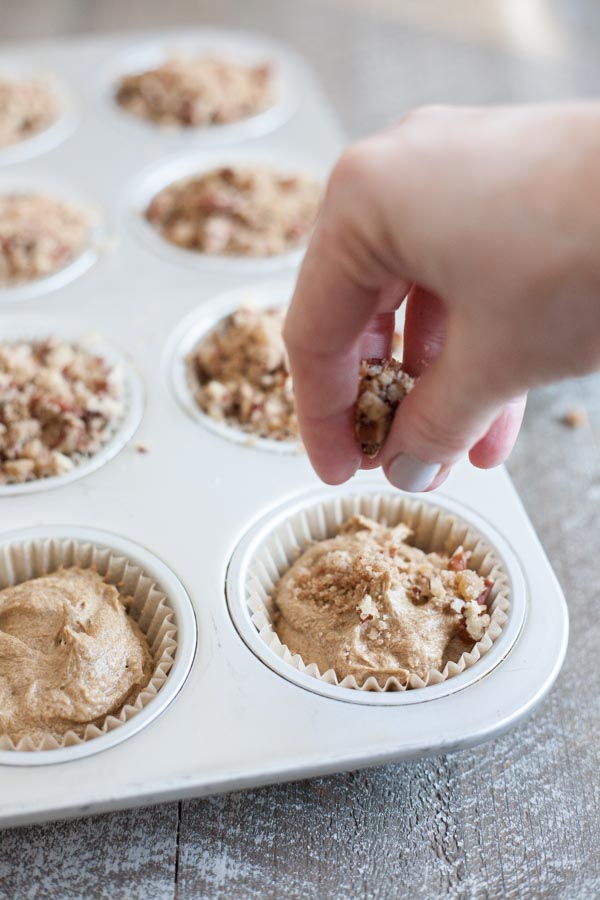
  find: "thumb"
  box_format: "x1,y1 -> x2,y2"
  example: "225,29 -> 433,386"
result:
381,331 -> 505,491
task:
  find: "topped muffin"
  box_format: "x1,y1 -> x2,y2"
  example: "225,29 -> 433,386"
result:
0,192 -> 91,286
0,338 -> 124,485
187,305 -> 297,442
145,165 -> 321,257
115,55 -> 274,128
273,514 -> 493,687
0,76 -> 58,148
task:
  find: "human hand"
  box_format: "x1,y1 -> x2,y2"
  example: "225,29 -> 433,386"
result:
284,104 -> 600,490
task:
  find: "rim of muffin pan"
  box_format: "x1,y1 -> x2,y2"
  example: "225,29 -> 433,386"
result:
0,173 -> 110,304
165,279 -> 303,455
0,64 -> 78,167
0,315 -> 144,496
0,525 -> 197,766
225,482 -> 528,707
97,32 -> 299,147
123,147 -> 328,274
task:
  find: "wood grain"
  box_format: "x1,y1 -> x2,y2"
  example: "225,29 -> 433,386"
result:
1,1 -> 600,898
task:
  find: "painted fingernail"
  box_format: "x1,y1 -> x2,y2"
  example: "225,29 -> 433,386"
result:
386,454 -> 441,492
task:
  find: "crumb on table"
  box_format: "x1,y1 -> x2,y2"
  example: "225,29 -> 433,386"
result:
561,407 -> 589,429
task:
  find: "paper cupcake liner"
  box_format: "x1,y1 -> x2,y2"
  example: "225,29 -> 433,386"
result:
245,492 -> 511,692
0,535 -> 178,751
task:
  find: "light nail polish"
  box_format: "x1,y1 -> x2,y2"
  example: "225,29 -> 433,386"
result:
386,454 -> 441,492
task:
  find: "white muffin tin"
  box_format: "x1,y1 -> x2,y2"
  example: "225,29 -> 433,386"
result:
0,30 -> 568,828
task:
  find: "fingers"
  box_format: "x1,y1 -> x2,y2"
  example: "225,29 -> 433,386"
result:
469,395 -> 527,468
381,327 -> 504,491
284,146 -> 409,484
402,286 -> 447,377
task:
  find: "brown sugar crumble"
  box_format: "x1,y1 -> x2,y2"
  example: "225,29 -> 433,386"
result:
272,514 -> 493,687
0,338 -> 124,485
145,165 -> 321,257
355,358 -> 415,457
0,193 -> 91,286
0,77 -> 58,148
187,305 -> 298,442
115,56 -> 274,128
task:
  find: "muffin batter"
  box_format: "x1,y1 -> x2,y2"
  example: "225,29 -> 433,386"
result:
116,55 -> 273,127
273,514 -> 492,686
355,359 -> 415,457
0,77 -> 58,148
0,192 -> 90,286
0,567 -> 152,742
0,338 -> 124,485
187,305 -> 298,441
145,166 -> 321,257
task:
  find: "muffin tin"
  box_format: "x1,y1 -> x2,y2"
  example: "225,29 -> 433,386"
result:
0,29 -> 568,828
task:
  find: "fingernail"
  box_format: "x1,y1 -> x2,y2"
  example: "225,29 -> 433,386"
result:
386,454 -> 441,492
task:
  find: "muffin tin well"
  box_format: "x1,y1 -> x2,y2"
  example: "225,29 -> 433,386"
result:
0,30 -> 568,828
98,32 -> 298,147
226,485 -> 525,705
0,525 -> 197,766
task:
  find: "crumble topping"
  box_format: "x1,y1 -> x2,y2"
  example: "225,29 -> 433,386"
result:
115,55 -> 274,127
355,358 -> 415,457
273,514 -> 492,686
0,77 -> 58,148
0,192 -> 91,286
187,305 -> 298,442
0,567 -> 151,742
145,165 -> 321,257
0,338 -> 124,485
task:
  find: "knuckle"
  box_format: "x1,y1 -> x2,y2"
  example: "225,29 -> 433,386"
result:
327,141 -> 379,198
404,405 -> 468,460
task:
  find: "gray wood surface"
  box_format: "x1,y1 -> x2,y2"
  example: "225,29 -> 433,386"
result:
1,1 -> 600,897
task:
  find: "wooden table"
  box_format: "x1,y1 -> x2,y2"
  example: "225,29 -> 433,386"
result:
1,1 -> 600,896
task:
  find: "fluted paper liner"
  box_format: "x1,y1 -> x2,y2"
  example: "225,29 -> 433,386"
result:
246,494 -> 511,692
0,536 -> 177,751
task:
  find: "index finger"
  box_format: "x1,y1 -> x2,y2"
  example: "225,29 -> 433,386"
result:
284,179 -> 407,483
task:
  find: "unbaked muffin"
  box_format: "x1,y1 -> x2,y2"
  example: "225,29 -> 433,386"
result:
0,567 -> 151,743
